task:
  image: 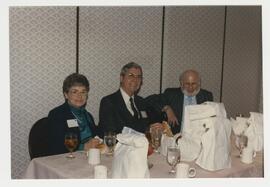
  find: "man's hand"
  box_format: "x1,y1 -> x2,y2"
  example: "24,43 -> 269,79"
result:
162,105 -> 179,127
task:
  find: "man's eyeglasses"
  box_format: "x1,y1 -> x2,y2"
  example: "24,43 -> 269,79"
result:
69,90 -> 88,97
126,73 -> 143,79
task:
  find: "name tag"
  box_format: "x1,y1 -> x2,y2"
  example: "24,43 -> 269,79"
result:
140,111 -> 148,118
67,119 -> 79,128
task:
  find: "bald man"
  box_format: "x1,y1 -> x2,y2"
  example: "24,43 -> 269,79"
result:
146,69 -> 213,134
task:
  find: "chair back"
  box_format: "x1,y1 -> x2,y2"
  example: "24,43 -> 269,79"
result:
28,117 -> 50,160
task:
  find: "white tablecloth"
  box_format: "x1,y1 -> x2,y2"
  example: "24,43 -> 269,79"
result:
22,145 -> 263,179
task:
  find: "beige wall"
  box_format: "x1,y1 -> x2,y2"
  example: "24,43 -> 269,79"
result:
10,6 -> 262,178
10,7 -> 77,179
222,6 -> 262,117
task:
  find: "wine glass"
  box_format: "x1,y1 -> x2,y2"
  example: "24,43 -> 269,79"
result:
64,132 -> 78,159
145,130 -> 154,169
104,132 -> 117,156
167,146 -> 181,174
238,134 -> 248,157
150,127 -> 163,153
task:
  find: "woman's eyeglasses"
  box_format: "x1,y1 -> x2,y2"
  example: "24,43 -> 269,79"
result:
69,90 -> 88,97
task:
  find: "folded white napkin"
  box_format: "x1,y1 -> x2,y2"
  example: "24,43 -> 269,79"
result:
183,118 -> 213,142
182,102 -> 232,171
177,134 -> 201,162
244,112 -> 263,152
111,128 -> 149,178
195,117 -> 231,171
116,133 -> 147,148
122,126 -> 144,135
203,102 -> 227,118
186,104 -> 216,121
231,117 -> 249,136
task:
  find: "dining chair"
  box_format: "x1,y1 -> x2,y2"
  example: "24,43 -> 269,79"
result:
28,117 -> 50,160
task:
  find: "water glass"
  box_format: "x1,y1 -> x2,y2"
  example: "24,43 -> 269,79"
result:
167,146 -> 181,174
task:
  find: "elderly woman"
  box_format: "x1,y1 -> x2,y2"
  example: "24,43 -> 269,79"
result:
48,73 -> 101,156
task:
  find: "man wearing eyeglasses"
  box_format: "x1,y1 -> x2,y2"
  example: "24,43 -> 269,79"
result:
99,62 -> 163,135
146,69 -> 213,134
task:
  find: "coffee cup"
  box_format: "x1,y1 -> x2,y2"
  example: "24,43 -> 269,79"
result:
94,165 -> 107,179
88,148 -> 101,165
241,147 -> 256,164
176,163 -> 196,178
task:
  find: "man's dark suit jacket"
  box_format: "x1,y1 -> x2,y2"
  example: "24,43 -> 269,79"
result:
47,101 -> 101,156
146,88 -> 213,134
99,89 -> 162,134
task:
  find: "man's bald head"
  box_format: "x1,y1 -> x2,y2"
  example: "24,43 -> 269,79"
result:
180,69 -> 201,96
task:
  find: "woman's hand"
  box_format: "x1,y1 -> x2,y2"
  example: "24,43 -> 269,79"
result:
84,138 -> 100,151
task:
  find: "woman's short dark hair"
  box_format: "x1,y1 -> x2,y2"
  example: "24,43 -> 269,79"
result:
62,73 -> 89,93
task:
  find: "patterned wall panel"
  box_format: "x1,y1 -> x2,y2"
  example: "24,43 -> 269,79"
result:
10,7 -> 76,178
162,6 -> 225,102
222,6 -> 262,117
79,7 -> 163,122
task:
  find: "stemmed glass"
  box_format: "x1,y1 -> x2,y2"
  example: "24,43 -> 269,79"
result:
150,127 -> 163,153
64,132 -> 78,159
145,130 -> 154,169
237,134 -> 248,157
167,146 -> 181,174
104,132 -> 117,156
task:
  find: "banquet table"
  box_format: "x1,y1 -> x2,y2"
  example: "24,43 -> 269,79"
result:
22,146 -> 263,179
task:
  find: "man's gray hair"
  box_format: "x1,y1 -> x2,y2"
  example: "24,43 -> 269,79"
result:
120,62 -> 142,76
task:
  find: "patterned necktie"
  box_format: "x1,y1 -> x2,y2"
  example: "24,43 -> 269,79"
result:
129,97 -> 139,119
188,96 -> 193,105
